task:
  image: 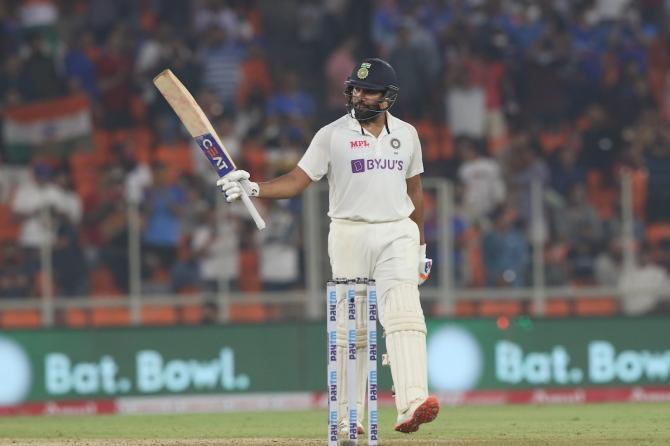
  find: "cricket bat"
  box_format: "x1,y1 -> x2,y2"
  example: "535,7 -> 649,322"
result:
153,69 -> 266,230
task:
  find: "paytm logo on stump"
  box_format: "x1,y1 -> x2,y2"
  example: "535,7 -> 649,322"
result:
351,159 -> 404,173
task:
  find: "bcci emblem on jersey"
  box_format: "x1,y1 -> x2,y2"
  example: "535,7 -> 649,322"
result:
391,137 -> 401,155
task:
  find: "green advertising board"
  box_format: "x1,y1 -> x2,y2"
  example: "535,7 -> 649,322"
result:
0,317 -> 669,405
425,317 -> 670,391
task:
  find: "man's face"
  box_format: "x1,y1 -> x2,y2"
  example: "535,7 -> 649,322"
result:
351,86 -> 383,107
346,84 -> 391,122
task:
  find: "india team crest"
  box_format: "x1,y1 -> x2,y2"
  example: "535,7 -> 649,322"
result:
391,138 -> 401,155
357,62 -> 371,80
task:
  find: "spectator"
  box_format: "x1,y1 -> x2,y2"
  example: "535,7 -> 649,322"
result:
503,132 -> 550,231
237,40 -> 274,109
19,31 -> 62,101
549,147 -> 586,198
445,58 -> 485,138
63,31 -> 100,101
579,104 -> 621,176
0,242 -> 33,298
172,207 -> 240,292
134,21 -> 174,102
618,245 -> 670,315
544,237 -> 570,286
266,71 -> 315,121
52,210 -> 88,297
259,200 -> 301,290
457,136 -> 506,223
567,238 -> 600,284
372,0 -> 400,56
482,206 -> 529,287
94,170 -> 130,293
49,169 -> 83,226
141,162 -> 187,278
96,25 -> 134,129
555,183 -> 603,246
324,36 -> 357,121
388,19 -> 430,119
135,22 -> 173,74
200,25 -> 244,114
116,141 -> 153,205
49,169 -> 87,296
193,0 -> 246,41
12,164 -> 64,269
520,17 -> 571,125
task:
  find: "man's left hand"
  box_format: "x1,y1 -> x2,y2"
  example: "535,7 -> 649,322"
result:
419,244 -> 432,286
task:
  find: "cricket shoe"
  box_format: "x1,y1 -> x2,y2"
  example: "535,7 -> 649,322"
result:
394,395 -> 440,433
338,418 -> 365,436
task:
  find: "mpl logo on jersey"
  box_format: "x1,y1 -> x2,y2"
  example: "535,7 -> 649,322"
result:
195,134 -> 235,177
351,158 -> 404,173
350,140 -> 370,149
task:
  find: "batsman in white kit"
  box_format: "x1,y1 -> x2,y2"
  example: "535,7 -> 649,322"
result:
218,58 -> 440,434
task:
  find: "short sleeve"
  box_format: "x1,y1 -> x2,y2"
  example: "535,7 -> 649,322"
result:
406,126 -> 424,178
298,126 -> 332,181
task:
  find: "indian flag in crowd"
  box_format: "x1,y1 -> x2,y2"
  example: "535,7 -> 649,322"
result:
2,95 -> 93,163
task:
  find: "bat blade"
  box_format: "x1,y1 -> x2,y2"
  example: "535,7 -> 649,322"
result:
153,69 -> 265,230
153,69 -> 236,178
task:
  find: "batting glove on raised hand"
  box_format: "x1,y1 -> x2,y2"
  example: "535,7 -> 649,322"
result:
418,244 -> 432,286
216,170 -> 259,203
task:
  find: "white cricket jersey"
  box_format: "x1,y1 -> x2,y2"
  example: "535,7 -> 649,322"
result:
298,113 -> 423,222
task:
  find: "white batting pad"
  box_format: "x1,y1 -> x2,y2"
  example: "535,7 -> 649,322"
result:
336,345 -> 349,424
380,283 -> 428,414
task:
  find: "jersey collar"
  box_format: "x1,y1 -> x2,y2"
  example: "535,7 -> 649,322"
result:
346,112 -> 398,135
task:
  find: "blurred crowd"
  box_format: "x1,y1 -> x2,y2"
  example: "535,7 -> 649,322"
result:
2,0 -> 670,316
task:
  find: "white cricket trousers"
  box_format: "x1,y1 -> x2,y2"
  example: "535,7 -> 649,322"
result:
328,217 -> 419,309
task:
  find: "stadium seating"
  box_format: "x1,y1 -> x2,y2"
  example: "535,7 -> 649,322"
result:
575,297 -> 619,316
62,307 -> 89,328
0,309 -> 41,329
141,304 -> 178,325
90,307 -> 131,327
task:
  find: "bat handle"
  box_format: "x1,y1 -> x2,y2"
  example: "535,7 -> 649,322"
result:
239,190 -> 266,230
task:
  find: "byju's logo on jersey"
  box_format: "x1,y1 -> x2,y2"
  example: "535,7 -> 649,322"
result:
351,159 -> 404,173
350,140 -> 370,149
351,159 -> 366,173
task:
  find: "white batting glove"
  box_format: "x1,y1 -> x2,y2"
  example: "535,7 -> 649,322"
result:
216,170 -> 259,203
418,244 -> 432,286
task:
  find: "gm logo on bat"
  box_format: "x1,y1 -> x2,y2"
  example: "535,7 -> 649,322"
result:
196,134 -> 235,177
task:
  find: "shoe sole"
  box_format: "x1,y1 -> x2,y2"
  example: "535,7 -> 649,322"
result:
394,396 -> 440,433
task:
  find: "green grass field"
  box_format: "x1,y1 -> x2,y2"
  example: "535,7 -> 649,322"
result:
0,403 -> 669,445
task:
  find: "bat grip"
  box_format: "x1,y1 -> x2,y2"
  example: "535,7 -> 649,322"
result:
239,190 -> 266,230
239,179 -> 255,196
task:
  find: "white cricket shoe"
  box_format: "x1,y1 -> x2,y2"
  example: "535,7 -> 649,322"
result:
338,418 -> 365,437
394,395 -> 440,433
